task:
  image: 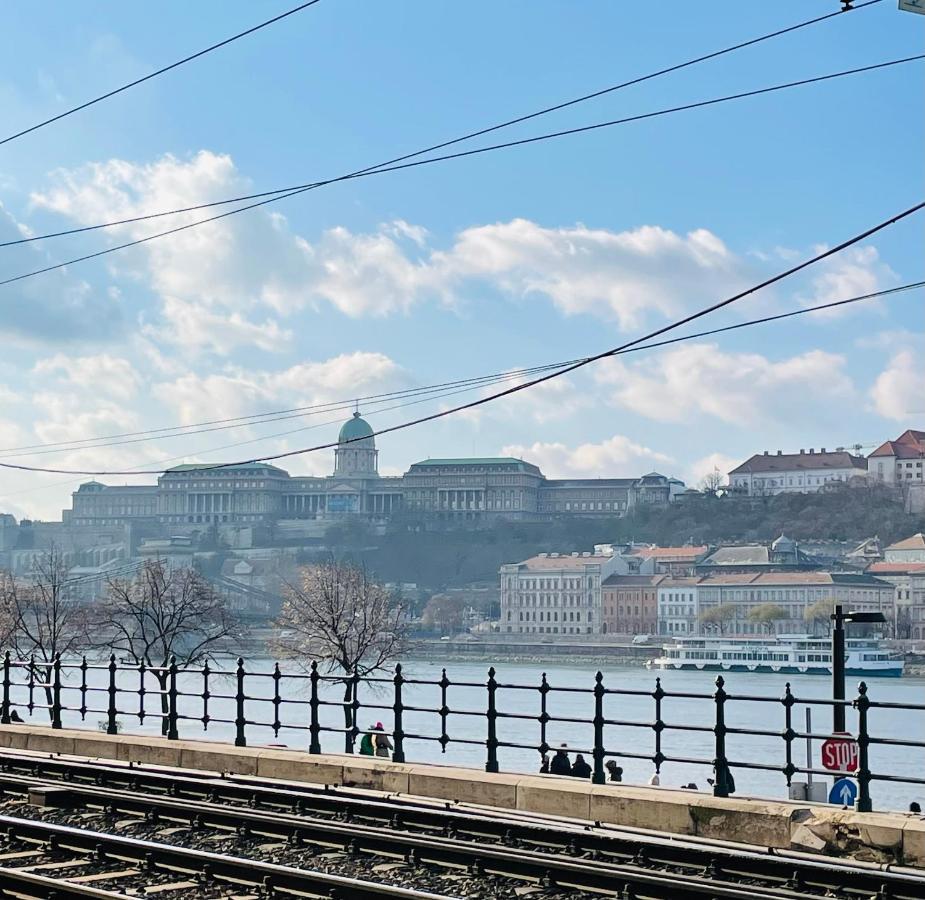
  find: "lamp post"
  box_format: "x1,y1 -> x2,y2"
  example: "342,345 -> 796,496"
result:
831,605 -> 886,732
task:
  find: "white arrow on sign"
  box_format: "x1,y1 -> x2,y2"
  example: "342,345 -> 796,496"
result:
838,782 -> 854,805
899,0 -> 925,15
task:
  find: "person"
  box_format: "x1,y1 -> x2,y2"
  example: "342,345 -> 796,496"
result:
911,802 -> 922,814
373,722 -> 393,759
570,753 -> 592,779
9,710 -> 23,723
605,760 -> 623,783
539,754 -> 550,774
359,725 -> 375,756
549,743 -> 571,776
709,766 -> 736,795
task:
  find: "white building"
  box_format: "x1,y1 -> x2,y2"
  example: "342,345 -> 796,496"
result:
866,560 -> 925,640
868,430 -> 925,485
656,576 -> 701,635
499,551 -> 625,635
728,448 -> 867,495
884,533 -> 925,564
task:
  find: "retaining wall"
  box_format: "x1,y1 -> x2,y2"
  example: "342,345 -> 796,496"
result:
0,724 -> 922,868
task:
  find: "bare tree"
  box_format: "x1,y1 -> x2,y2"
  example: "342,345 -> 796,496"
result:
93,559 -> 240,735
273,560 -> 408,751
698,603 -> 737,635
747,603 -> 788,635
0,546 -> 89,721
699,468 -> 725,497
421,593 -> 467,635
804,598 -> 834,637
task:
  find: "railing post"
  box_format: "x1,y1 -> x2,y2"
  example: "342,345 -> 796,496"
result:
201,661 -> 211,732
106,653 -> 118,735
349,668 -> 361,753
234,657 -> 246,747
486,666 -> 499,773
272,662 -> 282,739
79,656 -> 88,722
855,681 -> 872,812
1,651 -> 11,725
539,672 -> 550,759
652,677 -> 665,776
712,675 -> 730,798
781,682 -> 796,787
51,653 -> 62,730
166,656 -> 179,741
392,663 -> 405,763
308,661 -> 321,754
592,671 -> 605,785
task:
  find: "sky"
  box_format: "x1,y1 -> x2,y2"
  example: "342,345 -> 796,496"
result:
0,0 -> 922,521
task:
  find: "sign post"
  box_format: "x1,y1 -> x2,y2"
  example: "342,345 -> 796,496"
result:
829,777 -> 858,807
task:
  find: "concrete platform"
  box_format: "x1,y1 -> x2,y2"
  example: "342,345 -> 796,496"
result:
0,723 -> 923,867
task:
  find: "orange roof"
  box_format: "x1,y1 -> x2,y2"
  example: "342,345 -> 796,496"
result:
866,561 -> 925,575
516,554 -> 613,570
631,546 -> 708,559
870,430 -> 925,459
885,533 -> 925,552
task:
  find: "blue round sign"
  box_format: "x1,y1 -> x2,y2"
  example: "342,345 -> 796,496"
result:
829,777 -> 858,807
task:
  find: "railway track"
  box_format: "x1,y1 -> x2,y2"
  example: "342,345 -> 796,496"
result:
0,750 -> 921,899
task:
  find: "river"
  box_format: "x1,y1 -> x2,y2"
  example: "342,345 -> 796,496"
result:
12,657 -> 924,813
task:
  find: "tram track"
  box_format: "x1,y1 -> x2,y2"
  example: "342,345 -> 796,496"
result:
0,750 -> 921,898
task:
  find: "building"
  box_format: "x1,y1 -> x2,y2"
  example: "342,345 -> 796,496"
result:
601,574 -> 663,636
499,551 -> 625,635
625,545 -> 709,576
52,411 -> 681,538
656,576 -> 702,635
868,430 -> 925,485
884,533 -> 925,564
728,448 -> 867,495
865,561 -> 925,640
690,572 -> 895,636
697,535 -> 816,573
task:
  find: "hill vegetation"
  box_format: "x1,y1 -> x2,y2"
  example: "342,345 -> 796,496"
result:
316,483 -> 923,592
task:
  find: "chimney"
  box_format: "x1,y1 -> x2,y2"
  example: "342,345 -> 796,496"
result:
571,551 -> 579,557
809,448 -> 815,454
777,450 -> 782,455
800,449 -> 805,454
763,450 -> 769,456
821,447 -> 826,453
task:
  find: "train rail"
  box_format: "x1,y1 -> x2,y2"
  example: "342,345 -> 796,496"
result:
0,750 -> 922,898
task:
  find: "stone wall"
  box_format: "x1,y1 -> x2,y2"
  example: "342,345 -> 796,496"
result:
0,724 -> 922,867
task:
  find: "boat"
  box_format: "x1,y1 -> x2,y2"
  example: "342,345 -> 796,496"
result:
646,634 -> 903,677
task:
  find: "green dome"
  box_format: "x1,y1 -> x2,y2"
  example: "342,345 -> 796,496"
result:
338,412 -> 374,444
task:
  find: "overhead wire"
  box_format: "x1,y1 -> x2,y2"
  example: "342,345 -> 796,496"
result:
4,202 -> 921,478
0,0 -> 884,249
0,1 -> 323,147
3,53 -> 920,292
2,280 -> 922,461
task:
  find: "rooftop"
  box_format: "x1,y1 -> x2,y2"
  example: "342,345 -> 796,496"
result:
409,458 -> 542,474
866,561 -> 925,575
164,462 -> 289,476
629,545 -> 708,559
729,450 -> 867,474
603,574 -> 667,587
512,553 -> 614,570
885,533 -> 925,552
869,430 -> 925,459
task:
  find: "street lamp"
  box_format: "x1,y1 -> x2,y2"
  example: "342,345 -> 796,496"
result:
831,605 -> 886,732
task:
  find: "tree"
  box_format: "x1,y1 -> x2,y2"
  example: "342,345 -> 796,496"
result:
698,603 -> 737,635
0,546 -> 89,722
699,468 -> 725,497
421,593 -> 467,635
747,603 -> 788,634
93,559 -> 240,735
273,560 -> 408,751
804,598 -> 834,637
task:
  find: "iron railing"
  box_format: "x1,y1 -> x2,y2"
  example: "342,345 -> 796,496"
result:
0,651 -> 917,813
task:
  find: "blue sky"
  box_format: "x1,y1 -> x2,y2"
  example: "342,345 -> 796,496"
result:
0,0 -> 922,520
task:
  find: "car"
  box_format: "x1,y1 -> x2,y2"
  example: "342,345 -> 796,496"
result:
632,634 -> 651,645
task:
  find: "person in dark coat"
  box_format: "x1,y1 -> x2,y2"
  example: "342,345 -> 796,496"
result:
539,754 -> 550,774
549,744 -> 571,776
570,754 -> 592,779
605,760 -> 623,782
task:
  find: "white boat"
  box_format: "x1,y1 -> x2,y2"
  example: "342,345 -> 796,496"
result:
647,634 -> 903,678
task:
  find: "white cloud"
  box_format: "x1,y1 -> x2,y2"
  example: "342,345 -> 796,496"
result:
869,348 -> 925,421
501,435 -> 673,478
595,343 -> 855,426
798,245 -> 896,319
33,353 -> 141,401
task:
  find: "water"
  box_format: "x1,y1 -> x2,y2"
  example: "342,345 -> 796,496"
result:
11,657 -> 925,813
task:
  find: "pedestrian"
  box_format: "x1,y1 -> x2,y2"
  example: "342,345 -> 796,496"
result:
549,743 -> 571,776
911,802 -> 922,814
570,753 -> 592,779
373,721 -> 393,759
9,710 -> 23,723
539,754 -> 550,774
605,760 -> 623,783
359,724 -> 375,756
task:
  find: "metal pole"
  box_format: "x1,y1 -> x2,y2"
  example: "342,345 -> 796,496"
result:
805,707 -> 813,786
832,604 -> 846,733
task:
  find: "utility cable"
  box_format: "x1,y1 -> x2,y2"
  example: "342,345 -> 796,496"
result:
0,0 -> 883,249
2,55 -> 918,290
4,202 -> 920,477
0,1 -> 322,147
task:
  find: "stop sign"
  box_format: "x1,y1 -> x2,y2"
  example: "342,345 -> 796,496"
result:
821,735 -> 859,773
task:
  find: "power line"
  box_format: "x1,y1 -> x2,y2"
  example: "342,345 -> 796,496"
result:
0,1 -> 322,148
0,0 -> 882,250
3,54 -> 918,292
2,280 -> 921,461
5,202 -> 920,477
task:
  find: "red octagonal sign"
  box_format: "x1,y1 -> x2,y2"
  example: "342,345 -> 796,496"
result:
821,735 -> 859,773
